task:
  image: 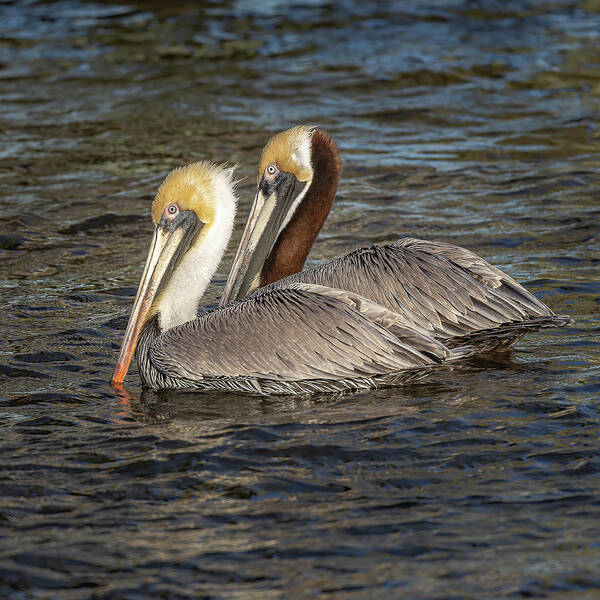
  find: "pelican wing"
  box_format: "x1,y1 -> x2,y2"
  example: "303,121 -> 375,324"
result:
149,283 -> 450,382
256,238 -> 554,339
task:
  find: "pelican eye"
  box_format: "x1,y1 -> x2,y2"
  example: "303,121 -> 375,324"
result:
265,163 -> 279,181
165,204 -> 179,219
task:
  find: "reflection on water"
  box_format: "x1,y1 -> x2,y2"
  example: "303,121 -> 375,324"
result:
0,0 -> 599,597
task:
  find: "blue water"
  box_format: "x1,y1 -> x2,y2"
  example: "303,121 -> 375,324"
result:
0,1 -> 599,597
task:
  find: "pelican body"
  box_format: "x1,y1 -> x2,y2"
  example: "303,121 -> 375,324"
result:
220,126 -> 570,350
111,162 -> 468,395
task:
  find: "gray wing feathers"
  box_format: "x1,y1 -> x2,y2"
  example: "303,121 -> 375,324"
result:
150,285 -> 447,382
258,237 -> 554,340
298,283 -> 450,360
400,238 -> 507,288
395,238 -> 551,315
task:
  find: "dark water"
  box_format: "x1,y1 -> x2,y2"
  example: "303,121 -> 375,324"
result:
1,0 -> 599,597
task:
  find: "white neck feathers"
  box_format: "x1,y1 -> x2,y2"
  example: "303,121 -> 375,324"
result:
156,167 -> 237,332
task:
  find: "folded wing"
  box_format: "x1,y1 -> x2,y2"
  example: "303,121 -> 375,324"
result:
256,238 -> 556,340
150,283 -> 452,383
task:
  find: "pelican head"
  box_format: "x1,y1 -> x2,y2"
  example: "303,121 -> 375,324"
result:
220,125 -> 340,305
111,162 -> 236,385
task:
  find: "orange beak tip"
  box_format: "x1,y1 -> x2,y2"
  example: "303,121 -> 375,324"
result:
110,363 -> 128,386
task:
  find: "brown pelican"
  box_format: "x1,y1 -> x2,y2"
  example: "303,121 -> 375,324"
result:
220,126 -> 570,351
111,161 -> 469,395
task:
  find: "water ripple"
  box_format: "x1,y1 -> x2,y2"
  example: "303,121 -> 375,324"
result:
0,0 -> 598,598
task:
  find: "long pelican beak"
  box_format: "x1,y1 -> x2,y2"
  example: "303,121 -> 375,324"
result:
111,214 -> 202,385
220,175 -> 306,306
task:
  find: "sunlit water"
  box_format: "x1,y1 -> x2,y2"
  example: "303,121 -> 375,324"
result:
1,1 -> 599,598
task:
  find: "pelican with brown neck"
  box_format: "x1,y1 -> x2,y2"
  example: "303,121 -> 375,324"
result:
220,126 -> 341,304
219,125 -> 570,354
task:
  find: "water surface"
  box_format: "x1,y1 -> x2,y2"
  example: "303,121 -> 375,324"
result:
1,1 -> 599,598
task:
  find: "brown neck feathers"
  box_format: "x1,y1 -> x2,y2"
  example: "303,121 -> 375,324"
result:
259,129 -> 341,287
